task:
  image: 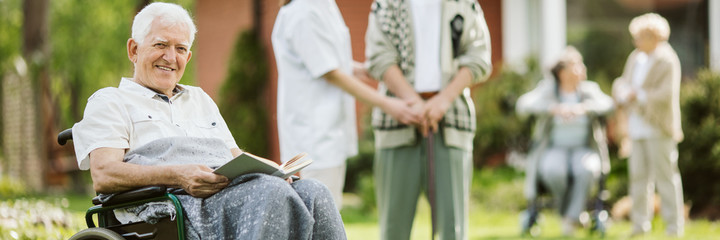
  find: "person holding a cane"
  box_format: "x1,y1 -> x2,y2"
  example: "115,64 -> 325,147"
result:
365,0 -> 492,239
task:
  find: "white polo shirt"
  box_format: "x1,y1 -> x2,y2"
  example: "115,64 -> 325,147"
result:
272,0 -> 358,170
72,78 -> 238,170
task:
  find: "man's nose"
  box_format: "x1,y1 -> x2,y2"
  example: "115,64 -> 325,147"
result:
163,48 -> 176,62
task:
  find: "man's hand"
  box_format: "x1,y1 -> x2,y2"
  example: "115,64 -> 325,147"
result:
177,165 -> 229,198
421,94 -> 452,136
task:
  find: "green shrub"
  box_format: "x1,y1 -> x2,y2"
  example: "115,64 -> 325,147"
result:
678,69 -> 720,218
0,176 -> 26,198
472,59 -> 541,167
471,167 -> 525,212
218,30 -> 269,156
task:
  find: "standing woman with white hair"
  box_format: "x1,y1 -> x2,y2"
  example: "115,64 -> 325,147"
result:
612,13 -> 685,237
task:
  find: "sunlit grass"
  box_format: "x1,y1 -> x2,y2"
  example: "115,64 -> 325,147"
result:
343,196 -> 720,239
341,167 -> 720,239
3,168 -> 720,240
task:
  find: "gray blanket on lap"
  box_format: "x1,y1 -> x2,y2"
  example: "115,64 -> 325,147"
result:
112,137 -> 345,240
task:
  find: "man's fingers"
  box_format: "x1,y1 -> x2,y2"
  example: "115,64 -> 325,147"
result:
430,121 -> 439,133
420,118 -> 430,137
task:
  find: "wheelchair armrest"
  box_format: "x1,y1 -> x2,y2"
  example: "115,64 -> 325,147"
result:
93,186 -> 168,206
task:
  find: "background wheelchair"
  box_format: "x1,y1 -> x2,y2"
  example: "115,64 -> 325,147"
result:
519,118 -> 611,237
59,129 -> 187,240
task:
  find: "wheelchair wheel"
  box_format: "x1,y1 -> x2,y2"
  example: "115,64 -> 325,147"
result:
589,210 -> 609,237
69,228 -> 125,240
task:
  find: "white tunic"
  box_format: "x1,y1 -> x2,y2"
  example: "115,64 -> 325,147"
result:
272,0 -> 358,170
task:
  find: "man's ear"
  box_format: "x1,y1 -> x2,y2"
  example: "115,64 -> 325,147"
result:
127,38 -> 138,63
186,50 -> 192,63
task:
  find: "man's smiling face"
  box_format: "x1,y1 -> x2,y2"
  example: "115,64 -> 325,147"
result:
128,18 -> 192,96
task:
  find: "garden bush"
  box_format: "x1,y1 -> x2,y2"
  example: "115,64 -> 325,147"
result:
678,69 -> 720,219
218,30 -> 269,156
472,59 -> 541,167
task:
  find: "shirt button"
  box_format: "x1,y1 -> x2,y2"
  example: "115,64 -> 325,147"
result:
176,124 -> 180,127
148,115 -> 152,119
211,122 -> 216,126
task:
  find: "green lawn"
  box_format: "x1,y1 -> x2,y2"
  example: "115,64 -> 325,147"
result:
3,167 -> 720,239
340,167 -> 720,239
342,195 -> 720,239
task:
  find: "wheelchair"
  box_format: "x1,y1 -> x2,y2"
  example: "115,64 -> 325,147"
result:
59,129 -> 187,240
520,170 -> 610,237
519,118 -> 611,237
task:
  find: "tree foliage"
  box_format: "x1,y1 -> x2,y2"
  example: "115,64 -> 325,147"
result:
472,58 -> 541,167
678,69 -> 720,218
218,30 -> 269,156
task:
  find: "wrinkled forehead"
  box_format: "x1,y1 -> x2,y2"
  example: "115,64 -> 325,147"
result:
146,19 -> 192,46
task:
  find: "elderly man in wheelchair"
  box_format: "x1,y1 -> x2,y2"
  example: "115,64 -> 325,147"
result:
516,46 -> 613,237
65,2 -> 346,239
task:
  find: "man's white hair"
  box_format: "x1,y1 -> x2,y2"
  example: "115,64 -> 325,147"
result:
132,2 -> 197,46
629,13 -> 670,41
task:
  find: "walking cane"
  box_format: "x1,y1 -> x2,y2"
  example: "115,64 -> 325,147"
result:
427,131 -> 437,239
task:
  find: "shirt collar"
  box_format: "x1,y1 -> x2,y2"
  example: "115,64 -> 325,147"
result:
119,77 -> 187,100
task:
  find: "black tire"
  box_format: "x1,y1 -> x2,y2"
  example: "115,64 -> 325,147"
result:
69,228 -> 125,240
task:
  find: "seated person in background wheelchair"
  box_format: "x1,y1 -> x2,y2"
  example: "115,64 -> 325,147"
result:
516,46 -> 613,236
71,2 -> 346,239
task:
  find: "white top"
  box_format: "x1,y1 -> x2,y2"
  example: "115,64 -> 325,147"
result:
272,0 -> 358,170
410,0 -> 442,92
628,51 -> 663,139
72,78 -> 238,170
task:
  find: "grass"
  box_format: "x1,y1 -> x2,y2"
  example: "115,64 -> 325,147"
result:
341,194 -> 720,239
340,167 -> 720,239
3,168 -> 720,239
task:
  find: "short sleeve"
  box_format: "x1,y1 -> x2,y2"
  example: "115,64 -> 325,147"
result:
288,11 -> 341,78
72,89 -> 131,170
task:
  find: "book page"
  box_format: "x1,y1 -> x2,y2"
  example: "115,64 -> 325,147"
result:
280,153 -> 312,177
280,152 -> 307,169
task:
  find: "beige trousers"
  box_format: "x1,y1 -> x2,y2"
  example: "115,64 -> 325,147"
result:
301,163 -> 347,210
629,138 -> 684,235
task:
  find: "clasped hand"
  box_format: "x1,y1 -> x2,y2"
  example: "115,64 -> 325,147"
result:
551,103 -> 587,122
384,94 -> 452,137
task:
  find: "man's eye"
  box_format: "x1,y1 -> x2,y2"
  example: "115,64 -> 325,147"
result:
154,43 -> 166,48
177,47 -> 187,53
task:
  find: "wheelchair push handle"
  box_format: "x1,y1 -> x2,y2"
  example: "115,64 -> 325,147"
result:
58,128 -> 73,146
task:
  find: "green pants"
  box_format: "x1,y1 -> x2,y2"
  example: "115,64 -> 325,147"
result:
374,132 -> 473,240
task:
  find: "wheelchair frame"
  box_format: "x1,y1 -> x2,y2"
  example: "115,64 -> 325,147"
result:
59,128 -> 187,240
519,117 -> 610,237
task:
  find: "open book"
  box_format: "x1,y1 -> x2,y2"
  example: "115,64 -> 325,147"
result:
213,152 -> 312,179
